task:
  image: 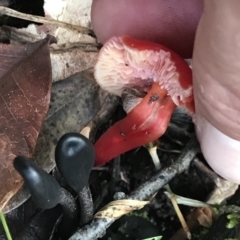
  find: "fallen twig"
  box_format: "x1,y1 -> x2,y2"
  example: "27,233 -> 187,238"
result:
129,136 -> 200,200
69,136 -> 200,240
0,26 -> 100,52
0,7 -> 93,35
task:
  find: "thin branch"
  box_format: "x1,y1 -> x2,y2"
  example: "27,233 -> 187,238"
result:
69,136 -> 200,240
0,26 -> 100,52
0,7 -> 94,35
129,136 -> 200,200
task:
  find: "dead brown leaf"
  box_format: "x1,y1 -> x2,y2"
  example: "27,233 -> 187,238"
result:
0,37 -> 52,210
196,207 -> 214,228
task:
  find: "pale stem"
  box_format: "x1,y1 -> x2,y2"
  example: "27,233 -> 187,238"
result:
147,142 -> 191,238
165,185 -> 191,239
164,192 -> 209,208
147,142 -> 161,170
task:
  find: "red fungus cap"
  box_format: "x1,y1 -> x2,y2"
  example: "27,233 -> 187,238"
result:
94,36 -> 194,111
94,36 -> 194,166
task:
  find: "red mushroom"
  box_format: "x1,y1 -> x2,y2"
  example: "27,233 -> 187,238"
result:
94,36 -> 194,166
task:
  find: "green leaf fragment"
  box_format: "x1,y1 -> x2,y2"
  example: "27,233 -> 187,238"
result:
142,236 -> 162,240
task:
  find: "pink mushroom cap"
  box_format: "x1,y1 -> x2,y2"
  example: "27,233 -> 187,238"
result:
94,36 -> 194,166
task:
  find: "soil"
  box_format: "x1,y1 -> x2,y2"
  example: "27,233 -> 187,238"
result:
1,104 -> 239,240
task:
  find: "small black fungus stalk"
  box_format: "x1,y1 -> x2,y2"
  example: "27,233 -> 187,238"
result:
13,156 -> 78,239
55,132 -> 95,226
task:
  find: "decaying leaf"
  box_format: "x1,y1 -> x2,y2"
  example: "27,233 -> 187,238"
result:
44,0 -> 92,43
1,0 -> 98,82
3,70 -> 119,213
0,37 -> 52,211
34,70 -> 118,173
0,0 -> 119,215
196,207 -> 213,228
45,0 -> 98,82
95,200 -> 150,220
50,50 -> 97,83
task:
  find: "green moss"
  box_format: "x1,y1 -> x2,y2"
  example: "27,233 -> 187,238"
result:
192,226 -> 209,240
127,210 -> 150,221
226,213 -> 240,229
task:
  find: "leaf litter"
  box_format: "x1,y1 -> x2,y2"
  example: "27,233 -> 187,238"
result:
0,1 -> 239,239
0,36 -> 53,211
0,0 -> 119,214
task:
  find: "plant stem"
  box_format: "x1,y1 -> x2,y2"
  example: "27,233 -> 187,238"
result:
0,211 -> 12,240
147,142 -> 161,170
165,186 -> 191,239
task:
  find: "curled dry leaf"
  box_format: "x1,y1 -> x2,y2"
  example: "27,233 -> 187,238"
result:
196,207 -> 214,228
94,200 -> 149,220
0,37 -> 52,211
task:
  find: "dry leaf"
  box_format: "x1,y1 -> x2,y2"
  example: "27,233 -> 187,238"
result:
6,0 -> 98,82
95,200 -> 149,220
50,50 -> 97,83
45,0 -> 92,43
3,70 -> 118,213
0,0 -> 118,213
45,0 -> 98,82
0,37 -> 52,210
1,24 -> 98,82
196,207 -> 213,228
80,124 -> 92,139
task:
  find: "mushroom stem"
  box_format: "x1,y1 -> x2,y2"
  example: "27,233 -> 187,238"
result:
16,206 -> 62,240
55,188 -> 79,239
94,82 -> 176,166
55,133 -> 95,226
17,190 -> 79,240
13,156 -> 79,239
78,186 -> 94,226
